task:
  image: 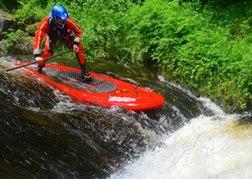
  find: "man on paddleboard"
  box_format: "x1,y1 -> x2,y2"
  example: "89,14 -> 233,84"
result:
33,4 -> 91,83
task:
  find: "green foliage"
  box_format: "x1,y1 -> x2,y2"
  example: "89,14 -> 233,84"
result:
123,0 -> 203,65
4,29 -> 30,54
180,0 -> 248,9
120,0 -> 252,111
15,0 -> 54,26
67,0 -> 135,62
0,0 -> 19,11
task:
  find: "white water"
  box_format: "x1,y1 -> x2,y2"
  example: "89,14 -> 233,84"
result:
110,98 -> 252,179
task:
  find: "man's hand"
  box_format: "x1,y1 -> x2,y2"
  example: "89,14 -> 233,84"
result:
35,56 -> 44,66
73,44 -> 79,52
35,56 -> 44,62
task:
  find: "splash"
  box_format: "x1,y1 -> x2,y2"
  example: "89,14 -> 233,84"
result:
110,114 -> 252,179
109,88 -> 252,179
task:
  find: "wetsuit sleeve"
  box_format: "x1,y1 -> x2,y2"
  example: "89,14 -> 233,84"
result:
66,18 -> 82,44
33,17 -> 49,56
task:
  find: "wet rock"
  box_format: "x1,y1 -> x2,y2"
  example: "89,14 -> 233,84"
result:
0,40 -> 7,56
12,36 -> 33,55
0,10 -> 15,40
0,10 -> 15,56
0,10 -> 33,55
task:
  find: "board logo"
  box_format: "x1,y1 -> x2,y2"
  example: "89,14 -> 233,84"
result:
108,96 -> 136,102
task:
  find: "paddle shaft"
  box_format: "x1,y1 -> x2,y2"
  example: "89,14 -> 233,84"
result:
6,50 -> 73,72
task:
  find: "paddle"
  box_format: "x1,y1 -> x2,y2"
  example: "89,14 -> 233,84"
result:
5,50 -> 73,72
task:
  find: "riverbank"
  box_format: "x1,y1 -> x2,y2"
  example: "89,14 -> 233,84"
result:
1,0 -> 252,113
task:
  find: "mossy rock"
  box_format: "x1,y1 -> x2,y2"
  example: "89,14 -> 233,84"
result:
0,10 -> 15,40
25,23 -> 37,36
11,36 -> 33,55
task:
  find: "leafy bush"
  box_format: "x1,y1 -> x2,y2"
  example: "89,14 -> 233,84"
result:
0,0 -> 19,11
15,0 -> 54,26
120,0 -> 252,111
4,29 -> 32,54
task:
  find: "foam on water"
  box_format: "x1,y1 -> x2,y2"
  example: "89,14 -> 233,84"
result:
198,97 -> 226,115
110,113 -> 252,179
110,83 -> 252,179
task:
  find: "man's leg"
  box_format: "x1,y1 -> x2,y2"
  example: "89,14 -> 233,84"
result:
37,36 -> 54,73
75,43 -> 91,82
63,37 -> 91,82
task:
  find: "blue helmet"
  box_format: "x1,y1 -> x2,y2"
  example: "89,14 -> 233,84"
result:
51,5 -> 69,29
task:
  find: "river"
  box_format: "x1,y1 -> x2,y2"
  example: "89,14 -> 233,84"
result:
0,56 -> 251,179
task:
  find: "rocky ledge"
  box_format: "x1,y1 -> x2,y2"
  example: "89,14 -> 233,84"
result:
0,10 -> 33,56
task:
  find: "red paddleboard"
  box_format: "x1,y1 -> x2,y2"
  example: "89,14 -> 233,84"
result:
19,63 -> 165,111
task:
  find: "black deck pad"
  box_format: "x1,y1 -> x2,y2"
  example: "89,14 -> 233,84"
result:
43,67 -> 117,93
